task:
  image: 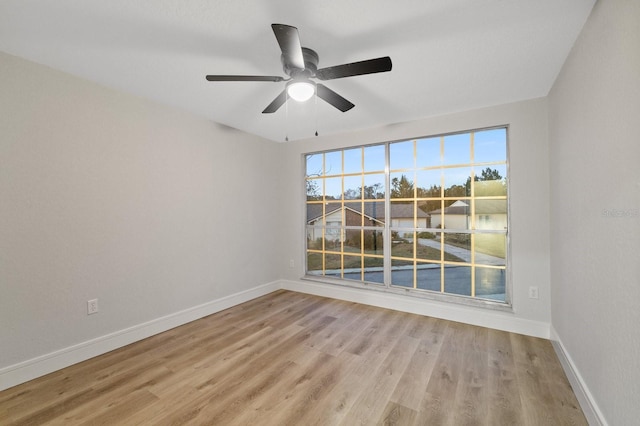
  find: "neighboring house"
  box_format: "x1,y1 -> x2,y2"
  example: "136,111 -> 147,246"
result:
307,201 -> 429,242
388,203 -> 430,229
428,200 -> 470,229
474,199 -> 508,230
428,199 -> 507,230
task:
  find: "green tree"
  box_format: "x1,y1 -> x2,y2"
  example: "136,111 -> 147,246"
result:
417,184 -> 442,213
360,183 -> 384,199
305,154 -> 323,200
445,184 -> 469,198
343,188 -> 358,200
342,183 -> 384,200
464,167 -> 503,186
416,184 -> 441,198
466,167 -> 506,196
306,179 -> 321,200
391,175 -> 414,198
480,167 -> 502,180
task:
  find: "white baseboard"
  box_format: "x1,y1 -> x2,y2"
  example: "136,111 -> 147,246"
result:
550,326 -> 607,426
280,279 -> 550,339
0,281 -> 280,392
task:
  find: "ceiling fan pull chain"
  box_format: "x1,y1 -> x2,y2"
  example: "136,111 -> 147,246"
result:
285,92 -> 289,141
315,90 -> 319,137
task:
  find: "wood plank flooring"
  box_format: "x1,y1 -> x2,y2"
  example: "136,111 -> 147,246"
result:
0,290 -> 587,425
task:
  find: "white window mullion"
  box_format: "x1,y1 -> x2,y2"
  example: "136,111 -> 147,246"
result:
383,142 -> 392,288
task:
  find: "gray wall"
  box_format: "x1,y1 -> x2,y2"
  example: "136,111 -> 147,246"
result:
548,0 -> 640,424
0,51 -> 282,368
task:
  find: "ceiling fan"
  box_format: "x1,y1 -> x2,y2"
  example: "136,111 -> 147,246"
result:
205,24 -> 392,114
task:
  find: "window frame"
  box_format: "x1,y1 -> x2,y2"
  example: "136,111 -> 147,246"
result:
303,126 -> 511,311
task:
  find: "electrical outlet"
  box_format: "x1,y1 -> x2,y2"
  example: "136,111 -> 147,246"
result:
87,299 -> 99,315
528,286 -> 539,299
289,259 -> 295,268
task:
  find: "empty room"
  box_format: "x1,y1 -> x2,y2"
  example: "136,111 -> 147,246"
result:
1,0 -> 638,425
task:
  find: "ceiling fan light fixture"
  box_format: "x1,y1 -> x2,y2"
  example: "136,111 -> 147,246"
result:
287,80 -> 315,102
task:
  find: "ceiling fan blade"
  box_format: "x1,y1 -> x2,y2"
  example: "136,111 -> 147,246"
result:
316,56 -> 392,81
316,84 -> 355,112
262,90 -> 288,114
206,75 -> 284,82
271,24 -> 305,71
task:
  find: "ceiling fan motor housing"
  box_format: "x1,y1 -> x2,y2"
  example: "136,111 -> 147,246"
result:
282,47 -> 319,78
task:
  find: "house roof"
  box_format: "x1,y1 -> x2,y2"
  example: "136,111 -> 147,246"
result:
428,199 -> 507,215
430,205 -> 469,216
307,201 -> 428,224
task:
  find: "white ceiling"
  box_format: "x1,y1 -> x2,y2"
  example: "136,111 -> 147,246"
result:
0,0 -> 595,142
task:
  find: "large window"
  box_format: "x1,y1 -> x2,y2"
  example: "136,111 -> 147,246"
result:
305,127 -> 508,304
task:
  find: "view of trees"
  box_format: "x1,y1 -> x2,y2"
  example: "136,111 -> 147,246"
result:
307,167 -> 506,210
343,182 -> 384,200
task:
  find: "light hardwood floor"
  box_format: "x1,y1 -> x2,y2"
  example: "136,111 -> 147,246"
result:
0,290 -> 586,425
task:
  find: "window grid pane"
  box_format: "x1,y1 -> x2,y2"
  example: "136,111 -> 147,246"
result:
305,127 -> 508,304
